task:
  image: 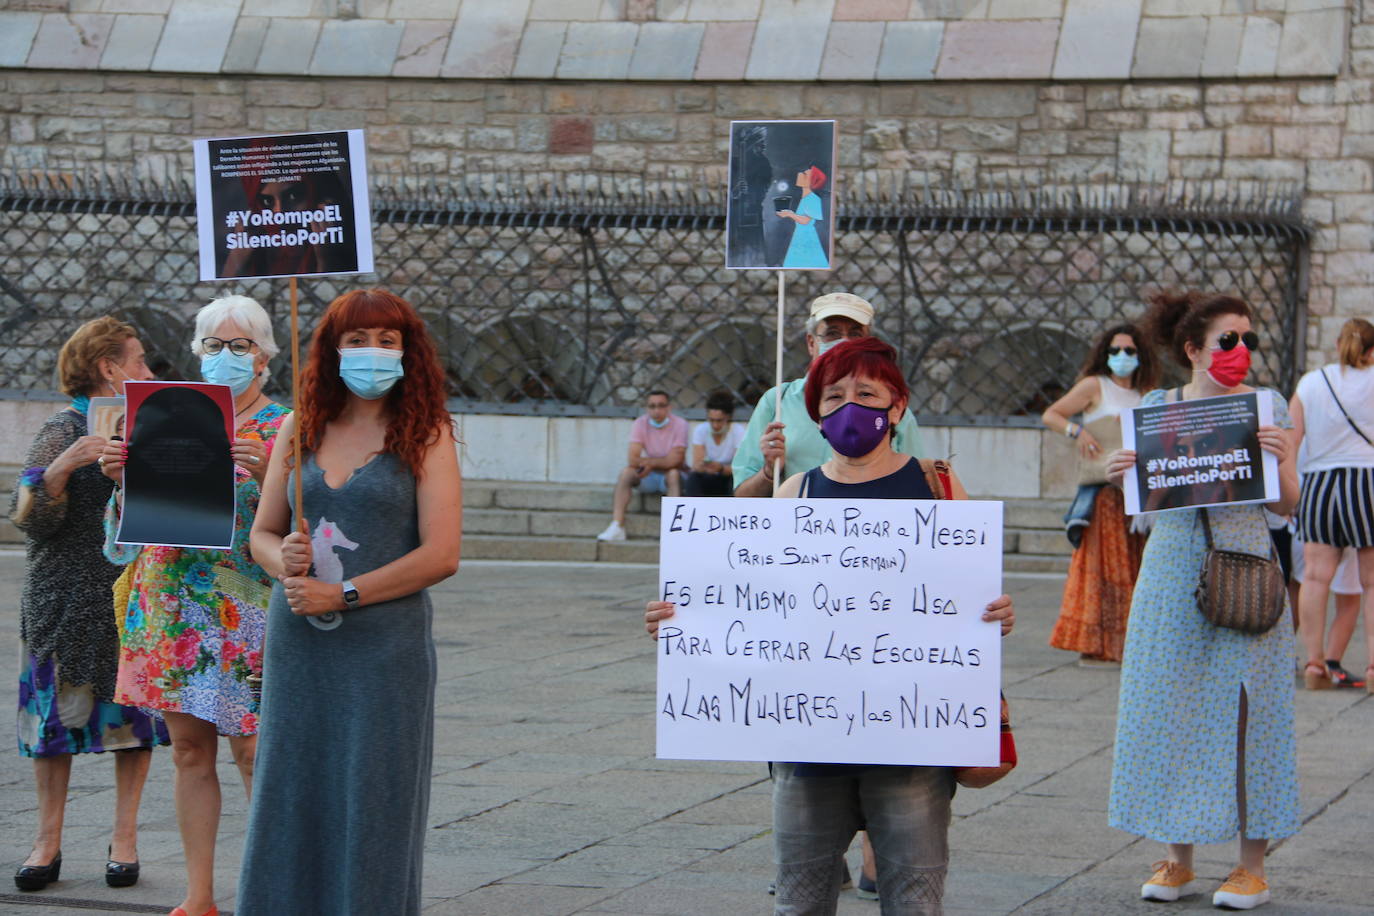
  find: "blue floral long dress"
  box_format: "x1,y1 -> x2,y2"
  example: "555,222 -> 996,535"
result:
1108,388 -> 1300,844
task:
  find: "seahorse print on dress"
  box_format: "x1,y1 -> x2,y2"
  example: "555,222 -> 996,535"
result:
311,517 -> 358,584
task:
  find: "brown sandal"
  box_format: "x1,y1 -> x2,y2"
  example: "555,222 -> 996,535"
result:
1303,664 -> 1332,690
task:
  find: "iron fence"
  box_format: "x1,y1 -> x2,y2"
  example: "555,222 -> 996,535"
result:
0,167 -> 1308,423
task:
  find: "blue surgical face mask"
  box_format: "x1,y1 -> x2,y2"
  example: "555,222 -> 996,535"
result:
201,349 -> 257,396
816,338 -> 841,357
1107,352 -> 1139,378
338,347 -> 404,400
648,415 -> 670,429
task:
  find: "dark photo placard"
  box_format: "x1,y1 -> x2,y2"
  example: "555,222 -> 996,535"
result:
193,129 -> 374,281
726,120 -> 837,271
1123,391 -> 1280,515
117,382 -> 236,550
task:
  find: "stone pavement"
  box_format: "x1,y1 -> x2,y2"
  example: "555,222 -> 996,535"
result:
0,552 -> 1369,916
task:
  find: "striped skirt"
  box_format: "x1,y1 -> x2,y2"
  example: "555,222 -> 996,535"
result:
1297,466 -> 1374,550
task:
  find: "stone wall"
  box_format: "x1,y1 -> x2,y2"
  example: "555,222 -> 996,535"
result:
0,1 -> 1351,83
1,1 -> 1371,371
3,62 -> 1370,364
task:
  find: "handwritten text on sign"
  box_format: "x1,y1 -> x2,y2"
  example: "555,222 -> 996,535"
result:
657,497 -> 1004,766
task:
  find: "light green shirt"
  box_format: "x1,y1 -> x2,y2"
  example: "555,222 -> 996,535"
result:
732,376 -> 926,487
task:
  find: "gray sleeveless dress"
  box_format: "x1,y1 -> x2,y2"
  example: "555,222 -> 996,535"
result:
237,453 -> 436,916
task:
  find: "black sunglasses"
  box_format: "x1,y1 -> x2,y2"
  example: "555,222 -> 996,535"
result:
1215,330 -> 1260,352
1107,346 -> 1137,356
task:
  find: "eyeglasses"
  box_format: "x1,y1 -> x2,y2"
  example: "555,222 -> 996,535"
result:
1214,330 -> 1260,352
201,337 -> 256,356
1107,346 -> 1137,356
819,328 -> 865,342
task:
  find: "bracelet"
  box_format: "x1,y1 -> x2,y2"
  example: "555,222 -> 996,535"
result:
1064,422 -> 1080,439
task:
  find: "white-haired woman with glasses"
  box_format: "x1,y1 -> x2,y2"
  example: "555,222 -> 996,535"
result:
97,295 -> 288,916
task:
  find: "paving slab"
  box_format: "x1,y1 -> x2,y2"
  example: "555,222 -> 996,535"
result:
0,554 -> 1369,915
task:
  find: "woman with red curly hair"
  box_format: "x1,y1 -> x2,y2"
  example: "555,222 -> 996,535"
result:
240,289 -> 460,916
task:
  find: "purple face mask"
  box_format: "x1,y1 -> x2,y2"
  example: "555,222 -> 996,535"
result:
819,402 -> 891,457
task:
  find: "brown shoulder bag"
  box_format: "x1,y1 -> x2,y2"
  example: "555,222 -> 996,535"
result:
1194,508 -> 1286,635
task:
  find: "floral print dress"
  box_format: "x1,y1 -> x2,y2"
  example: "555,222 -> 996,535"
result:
104,404 -> 288,736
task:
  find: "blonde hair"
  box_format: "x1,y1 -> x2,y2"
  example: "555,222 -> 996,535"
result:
1337,318 -> 1374,369
56,316 -> 137,397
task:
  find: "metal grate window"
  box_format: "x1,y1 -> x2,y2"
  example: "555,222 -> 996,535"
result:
0,168 -> 1308,423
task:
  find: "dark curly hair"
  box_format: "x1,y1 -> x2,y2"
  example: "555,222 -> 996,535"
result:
1143,291 -> 1251,369
1075,322 -> 1159,393
704,390 -> 736,414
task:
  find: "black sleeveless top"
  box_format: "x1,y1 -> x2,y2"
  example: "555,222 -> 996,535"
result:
800,456 -> 935,500
790,457 -> 937,776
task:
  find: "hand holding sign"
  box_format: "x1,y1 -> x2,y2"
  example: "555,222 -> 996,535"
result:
656,496 -> 1007,767
1122,391 -> 1281,514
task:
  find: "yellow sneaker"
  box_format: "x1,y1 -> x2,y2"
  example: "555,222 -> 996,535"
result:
1212,866 -> 1270,909
1141,860 -> 1195,902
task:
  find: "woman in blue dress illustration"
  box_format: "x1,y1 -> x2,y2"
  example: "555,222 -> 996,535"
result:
777,166 -> 829,269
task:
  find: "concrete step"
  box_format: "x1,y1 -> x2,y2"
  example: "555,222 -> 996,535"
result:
463,531 -> 1069,571
463,534 -> 658,564
1012,527 -> 1073,556
1003,497 -> 1066,531
465,481 -> 1065,528
1004,553 -> 1072,574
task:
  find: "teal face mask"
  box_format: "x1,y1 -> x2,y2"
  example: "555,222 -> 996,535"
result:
201,349 -> 257,396
1107,352 -> 1139,378
338,347 -> 404,400
648,416 -> 670,429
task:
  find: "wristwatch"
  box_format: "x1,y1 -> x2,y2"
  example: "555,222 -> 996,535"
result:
340,580 -> 360,611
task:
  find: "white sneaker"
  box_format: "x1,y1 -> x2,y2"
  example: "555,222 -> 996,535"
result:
596,521 -> 626,541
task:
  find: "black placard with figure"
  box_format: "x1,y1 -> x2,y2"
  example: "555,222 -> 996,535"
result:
117,381 -> 237,549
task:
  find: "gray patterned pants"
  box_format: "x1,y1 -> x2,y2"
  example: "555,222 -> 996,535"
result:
772,763 -> 952,916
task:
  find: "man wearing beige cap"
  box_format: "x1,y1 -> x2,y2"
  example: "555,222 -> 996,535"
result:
733,292 -> 925,497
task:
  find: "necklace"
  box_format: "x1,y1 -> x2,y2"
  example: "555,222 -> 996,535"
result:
235,393 -> 267,420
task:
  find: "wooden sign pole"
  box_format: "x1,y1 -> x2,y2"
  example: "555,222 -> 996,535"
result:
772,270 -> 785,495
289,276 -> 305,534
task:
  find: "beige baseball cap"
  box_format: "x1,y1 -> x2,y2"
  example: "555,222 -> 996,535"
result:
809,292 -> 875,329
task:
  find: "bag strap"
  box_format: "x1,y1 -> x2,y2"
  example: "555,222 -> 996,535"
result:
922,459 -> 954,499
933,460 -> 954,499
799,468 -> 810,498
1319,368 -> 1373,446
1200,505 -> 1281,562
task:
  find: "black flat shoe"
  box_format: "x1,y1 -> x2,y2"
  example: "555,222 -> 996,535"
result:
105,845 -> 139,888
14,851 -> 60,891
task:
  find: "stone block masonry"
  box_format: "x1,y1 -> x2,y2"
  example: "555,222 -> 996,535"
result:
1,66 -> 1367,368
0,3 -> 1351,82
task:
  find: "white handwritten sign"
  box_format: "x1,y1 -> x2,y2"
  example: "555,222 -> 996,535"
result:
656,497 -> 1004,766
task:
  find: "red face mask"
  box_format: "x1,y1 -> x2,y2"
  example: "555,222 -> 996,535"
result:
1206,343 -> 1251,388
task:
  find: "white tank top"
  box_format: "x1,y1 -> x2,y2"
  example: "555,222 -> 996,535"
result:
1082,375 -> 1143,423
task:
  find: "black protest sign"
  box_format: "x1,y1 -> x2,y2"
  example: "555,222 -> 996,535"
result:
194,129 -> 374,281
726,120 -> 837,271
1123,391 -> 1280,514
117,382 -> 236,550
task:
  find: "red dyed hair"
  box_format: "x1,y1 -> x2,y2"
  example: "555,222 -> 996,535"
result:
804,337 -> 909,421
807,166 -> 827,191
295,289 -> 452,478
